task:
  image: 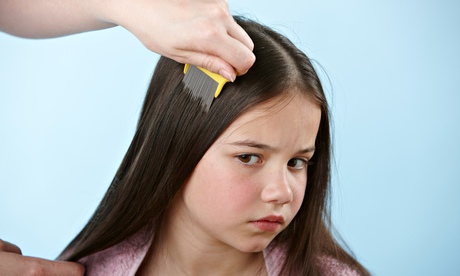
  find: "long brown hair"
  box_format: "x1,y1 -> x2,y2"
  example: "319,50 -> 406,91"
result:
62,16 -> 369,275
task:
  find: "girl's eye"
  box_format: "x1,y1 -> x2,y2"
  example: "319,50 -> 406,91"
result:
237,154 -> 261,165
287,158 -> 309,170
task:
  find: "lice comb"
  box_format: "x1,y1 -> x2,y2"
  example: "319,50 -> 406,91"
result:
183,64 -> 229,111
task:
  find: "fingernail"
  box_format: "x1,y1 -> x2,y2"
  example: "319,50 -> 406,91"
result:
219,70 -> 235,82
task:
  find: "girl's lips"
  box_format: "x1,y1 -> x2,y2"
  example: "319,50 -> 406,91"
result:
250,215 -> 285,232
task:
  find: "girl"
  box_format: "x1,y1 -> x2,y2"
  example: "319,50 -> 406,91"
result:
61,17 -> 369,275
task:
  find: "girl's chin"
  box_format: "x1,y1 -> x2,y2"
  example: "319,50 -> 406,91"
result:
233,239 -> 274,253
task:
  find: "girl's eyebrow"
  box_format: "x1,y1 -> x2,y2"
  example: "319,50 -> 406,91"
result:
227,140 -> 315,154
228,140 -> 274,150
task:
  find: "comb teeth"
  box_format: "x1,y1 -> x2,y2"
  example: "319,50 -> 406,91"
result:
183,65 -> 218,112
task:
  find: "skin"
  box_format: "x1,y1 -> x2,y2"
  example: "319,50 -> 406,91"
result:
0,0 -> 254,273
0,240 -> 84,276
138,94 -> 322,275
0,0 -> 255,81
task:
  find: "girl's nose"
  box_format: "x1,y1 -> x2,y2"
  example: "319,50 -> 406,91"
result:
261,167 -> 293,205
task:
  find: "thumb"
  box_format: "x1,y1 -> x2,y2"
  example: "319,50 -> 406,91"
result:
187,52 -> 237,82
0,239 -> 22,255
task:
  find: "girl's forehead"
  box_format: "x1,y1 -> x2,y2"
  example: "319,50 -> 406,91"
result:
218,94 -> 321,141
235,94 -> 318,123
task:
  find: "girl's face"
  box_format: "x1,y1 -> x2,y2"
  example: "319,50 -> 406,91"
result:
171,94 -> 321,253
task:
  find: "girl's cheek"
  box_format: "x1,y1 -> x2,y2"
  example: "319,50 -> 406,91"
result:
292,186 -> 306,212
222,172 -> 260,208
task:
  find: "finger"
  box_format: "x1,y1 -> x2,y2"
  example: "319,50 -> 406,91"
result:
209,34 -> 255,76
0,239 -> 22,254
43,259 -> 85,276
180,20 -> 254,76
0,253 -> 84,276
212,1 -> 253,52
173,51 -> 236,82
178,29 -> 254,76
23,255 -> 85,276
227,19 -> 254,52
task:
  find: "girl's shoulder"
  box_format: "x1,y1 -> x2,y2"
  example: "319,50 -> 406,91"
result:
317,255 -> 362,276
264,243 -> 363,276
78,229 -> 152,276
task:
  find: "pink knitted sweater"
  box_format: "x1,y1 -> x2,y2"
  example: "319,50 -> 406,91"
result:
78,230 -> 359,275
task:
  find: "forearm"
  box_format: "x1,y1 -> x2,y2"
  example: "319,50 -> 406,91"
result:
0,0 -> 115,38
0,0 -> 255,78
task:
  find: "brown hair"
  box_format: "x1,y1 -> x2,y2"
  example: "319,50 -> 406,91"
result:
62,16 -> 369,275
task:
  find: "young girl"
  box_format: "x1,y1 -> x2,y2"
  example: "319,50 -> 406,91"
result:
61,17 -> 369,275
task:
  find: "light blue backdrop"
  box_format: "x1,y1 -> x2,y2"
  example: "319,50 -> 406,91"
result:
1,1 -> 459,275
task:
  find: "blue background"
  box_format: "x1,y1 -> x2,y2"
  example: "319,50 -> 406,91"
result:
1,1 -> 459,275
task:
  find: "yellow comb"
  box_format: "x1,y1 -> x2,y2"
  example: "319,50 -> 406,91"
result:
183,64 -> 229,111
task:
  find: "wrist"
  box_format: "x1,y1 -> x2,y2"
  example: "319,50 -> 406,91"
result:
88,0 -> 119,27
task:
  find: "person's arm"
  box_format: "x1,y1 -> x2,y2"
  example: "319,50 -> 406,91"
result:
0,0 -> 255,81
0,239 -> 84,275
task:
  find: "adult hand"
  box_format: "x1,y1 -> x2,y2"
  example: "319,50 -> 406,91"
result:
0,239 -> 84,276
0,0 -> 255,81
101,0 -> 255,81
